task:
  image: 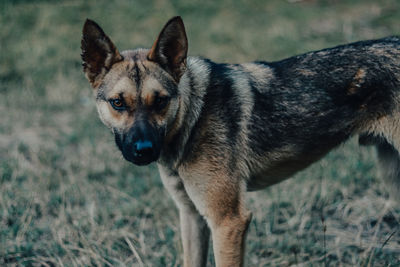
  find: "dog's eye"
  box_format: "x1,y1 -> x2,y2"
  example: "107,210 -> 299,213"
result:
109,99 -> 126,111
154,96 -> 170,110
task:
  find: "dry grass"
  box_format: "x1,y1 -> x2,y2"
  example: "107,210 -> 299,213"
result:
1,0 -> 400,266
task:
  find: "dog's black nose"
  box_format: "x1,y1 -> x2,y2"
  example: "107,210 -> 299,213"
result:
116,120 -> 162,166
133,140 -> 154,159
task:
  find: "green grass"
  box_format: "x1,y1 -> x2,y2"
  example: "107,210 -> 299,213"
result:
1,0 -> 400,266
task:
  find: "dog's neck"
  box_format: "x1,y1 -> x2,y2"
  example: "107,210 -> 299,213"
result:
158,57 -> 212,169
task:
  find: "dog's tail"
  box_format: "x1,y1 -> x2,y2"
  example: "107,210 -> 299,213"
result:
359,133 -> 400,200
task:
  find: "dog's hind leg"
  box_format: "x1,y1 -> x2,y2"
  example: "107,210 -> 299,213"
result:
360,133 -> 400,200
361,103 -> 400,200
376,138 -> 400,200
158,165 -> 210,267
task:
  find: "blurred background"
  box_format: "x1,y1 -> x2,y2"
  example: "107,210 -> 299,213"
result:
1,0 -> 400,266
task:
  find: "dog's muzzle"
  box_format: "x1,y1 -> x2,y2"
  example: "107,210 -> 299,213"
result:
115,120 -> 163,166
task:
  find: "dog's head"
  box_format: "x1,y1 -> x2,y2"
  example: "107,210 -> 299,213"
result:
81,17 -> 188,165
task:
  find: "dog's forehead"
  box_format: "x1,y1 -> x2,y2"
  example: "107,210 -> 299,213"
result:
99,51 -> 156,97
98,62 -> 137,99
108,75 -> 136,97
99,49 -> 171,99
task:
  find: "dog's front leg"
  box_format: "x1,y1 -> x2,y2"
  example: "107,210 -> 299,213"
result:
179,204 -> 210,267
181,168 -> 252,267
210,212 -> 252,267
158,165 -> 210,267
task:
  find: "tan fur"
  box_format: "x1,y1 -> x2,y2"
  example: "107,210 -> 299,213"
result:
158,165 -> 209,267
176,155 -> 251,267
141,78 -> 169,106
366,110 -> 400,150
348,68 -> 367,95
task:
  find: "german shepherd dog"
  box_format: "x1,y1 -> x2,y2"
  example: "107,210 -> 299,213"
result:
81,16 -> 400,267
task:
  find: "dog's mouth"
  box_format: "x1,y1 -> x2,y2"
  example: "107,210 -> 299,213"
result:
125,155 -> 158,166
114,122 -> 163,166
122,143 -> 160,166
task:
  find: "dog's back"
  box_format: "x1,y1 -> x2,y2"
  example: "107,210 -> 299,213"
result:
245,37 -> 400,190
173,37 -> 400,194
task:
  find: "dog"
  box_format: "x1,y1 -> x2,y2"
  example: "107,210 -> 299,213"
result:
81,16 -> 400,267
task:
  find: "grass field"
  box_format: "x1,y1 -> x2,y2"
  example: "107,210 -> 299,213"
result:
1,0 -> 400,266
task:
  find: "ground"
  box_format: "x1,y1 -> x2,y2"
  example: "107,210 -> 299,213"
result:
1,0 -> 400,266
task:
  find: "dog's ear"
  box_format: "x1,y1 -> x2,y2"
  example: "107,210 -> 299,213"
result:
81,19 -> 123,88
147,16 -> 188,82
